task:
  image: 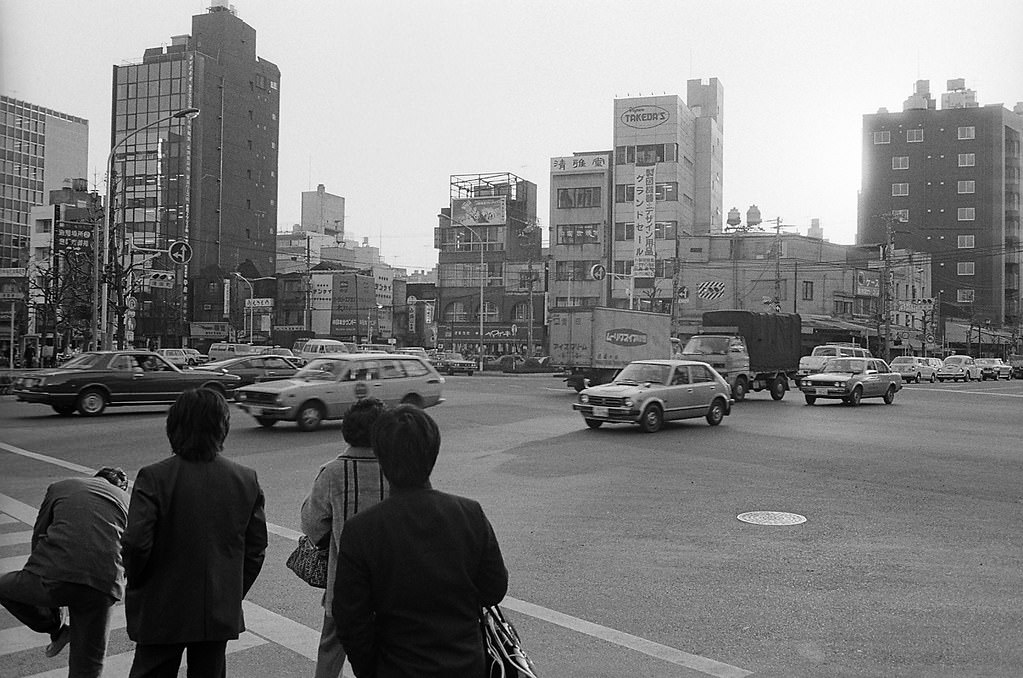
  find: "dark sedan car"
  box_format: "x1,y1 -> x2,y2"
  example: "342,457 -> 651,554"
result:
12,351 -> 242,416
189,354 -> 304,387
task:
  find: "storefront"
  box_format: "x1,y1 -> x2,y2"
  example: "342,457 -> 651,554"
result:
438,323 -> 544,357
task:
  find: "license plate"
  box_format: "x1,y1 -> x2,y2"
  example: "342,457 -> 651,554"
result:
592,406 -> 609,417
815,388 -> 829,395
248,406 -> 265,415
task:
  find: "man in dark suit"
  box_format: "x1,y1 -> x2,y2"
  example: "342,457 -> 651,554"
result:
333,405 -> 508,677
122,388 -> 268,678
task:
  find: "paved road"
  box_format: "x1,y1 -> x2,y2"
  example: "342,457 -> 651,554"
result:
1,375 -> 1021,676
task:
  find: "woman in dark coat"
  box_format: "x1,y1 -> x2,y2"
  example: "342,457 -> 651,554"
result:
122,388 -> 268,677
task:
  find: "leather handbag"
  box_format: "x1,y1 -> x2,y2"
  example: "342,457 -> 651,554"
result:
482,605 -> 538,677
286,535 -> 328,588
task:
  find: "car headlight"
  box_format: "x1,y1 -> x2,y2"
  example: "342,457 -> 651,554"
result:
580,394 -> 589,404
236,392 -> 246,401
624,398 -> 634,407
836,381 -> 846,388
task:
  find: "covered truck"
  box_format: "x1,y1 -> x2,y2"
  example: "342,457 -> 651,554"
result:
681,310 -> 802,401
549,307 -> 672,391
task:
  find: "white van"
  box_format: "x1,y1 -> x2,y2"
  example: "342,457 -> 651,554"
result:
207,343 -> 262,362
293,338 -> 356,361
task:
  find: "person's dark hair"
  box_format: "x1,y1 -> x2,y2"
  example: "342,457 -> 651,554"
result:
341,397 -> 385,448
94,466 -> 129,491
166,388 -> 230,462
371,405 -> 440,489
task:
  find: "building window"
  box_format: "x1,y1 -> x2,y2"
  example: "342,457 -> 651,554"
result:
957,235 -> 975,248
957,126 -> 976,140
957,180 -> 975,194
957,289 -> 975,303
892,183 -> 910,197
511,301 -> 530,321
614,222 -> 635,241
957,207 -> 975,221
615,182 -> 680,203
957,262 -> 975,276
557,187 -> 602,209
557,223 -> 600,245
892,156 -> 909,170
476,301 -> 499,322
612,260 -> 634,276
802,281 -> 814,300
654,221 -> 677,239
555,260 -> 598,281
893,209 -> 909,223
958,153 -> 975,167
444,301 -> 467,322
906,129 -> 924,143
873,131 -> 891,144
615,146 -> 636,165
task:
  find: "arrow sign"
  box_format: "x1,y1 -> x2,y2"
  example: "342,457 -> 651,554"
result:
168,240 -> 193,265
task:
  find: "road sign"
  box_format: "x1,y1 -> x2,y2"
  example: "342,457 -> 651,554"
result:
589,264 -> 607,281
0,292 -> 22,300
244,297 -> 274,309
926,333 -> 935,343
168,240 -> 193,265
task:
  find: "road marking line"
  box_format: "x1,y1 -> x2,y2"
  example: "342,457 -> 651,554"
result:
0,554 -> 28,571
0,530 -> 32,547
503,597 -> 753,678
0,513 -> 17,525
23,630 -> 266,678
1,440 -> 753,678
0,606 -> 127,656
914,387 -> 1023,398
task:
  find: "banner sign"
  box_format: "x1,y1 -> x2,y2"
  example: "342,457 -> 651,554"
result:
451,197 -> 506,226
633,166 -> 656,279
550,154 -> 609,173
855,270 -> 880,297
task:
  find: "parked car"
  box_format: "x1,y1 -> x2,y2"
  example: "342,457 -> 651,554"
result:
975,357 -> 1013,380
797,344 -> 872,384
936,355 -> 982,382
433,352 -> 476,375
572,359 -> 732,432
234,354 -> 444,431
156,348 -> 191,368
889,355 -> 938,383
190,354 -> 304,387
208,342 -> 263,362
12,351 -> 241,416
1008,355 -> 1023,379
799,357 -> 902,406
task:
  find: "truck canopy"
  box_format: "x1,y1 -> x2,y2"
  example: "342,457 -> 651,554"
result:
700,310 -> 802,372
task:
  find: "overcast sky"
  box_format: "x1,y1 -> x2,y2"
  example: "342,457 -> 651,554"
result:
2,0 -> 1021,271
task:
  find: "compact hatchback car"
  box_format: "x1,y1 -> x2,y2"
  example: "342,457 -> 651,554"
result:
936,355 -> 982,382
572,359 -> 732,433
234,353 -> 444,430
889,355 -> 938,383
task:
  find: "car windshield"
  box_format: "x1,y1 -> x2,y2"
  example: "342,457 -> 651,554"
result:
682,336 -> 729,354
59,353 -> 103,369
295,358 -> 348,381
812,346 -> 840,356
202,359 -> 236,369
944,356 -> 967,365
615,363 -> 671,385
823,358 -> 867,373
446,353 -> 467,361
975,359 -> 995,366
890,357 -> 912,364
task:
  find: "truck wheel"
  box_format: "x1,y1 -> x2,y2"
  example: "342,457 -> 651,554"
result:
584,418 -> 603,429
732,378 -> 748,401
770,377 -> 787,400
639,405 -> 663,433
804,394 -> 816,405
705,399 -> 725,426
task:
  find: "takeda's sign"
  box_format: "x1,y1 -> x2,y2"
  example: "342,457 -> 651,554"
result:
621,105 -> 670,129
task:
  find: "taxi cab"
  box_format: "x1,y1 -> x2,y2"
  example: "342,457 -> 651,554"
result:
234,353 -> 444,430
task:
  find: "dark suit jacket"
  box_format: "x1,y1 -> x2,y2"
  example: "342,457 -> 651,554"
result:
333,486 -> 508,678
122,454 -> 268,644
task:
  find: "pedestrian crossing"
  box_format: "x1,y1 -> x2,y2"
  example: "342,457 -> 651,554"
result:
0,495 -> 354,678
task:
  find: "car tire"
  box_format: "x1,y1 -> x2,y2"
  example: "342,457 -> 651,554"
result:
467,371 -> 474,376
76,389 -> 108,416
639,404 -> 663,433
846,386 -> 862,406
929,373 -> 936,383
706,400 -> 726,426
732,377 -> 748,402
52,404 -> 75,416
804,394 -> 816,405
256,416 -> 277,428
401,394 -> 425,408
584,418 -> 603,429
914,372 -> 921,384
296,402 -> 324,431
770,377 -> 786,401
883,385 -> 896,405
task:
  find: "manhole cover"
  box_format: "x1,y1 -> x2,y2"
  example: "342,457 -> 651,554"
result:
737,511 -> 807,526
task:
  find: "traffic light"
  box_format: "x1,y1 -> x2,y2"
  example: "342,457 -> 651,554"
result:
148,271 -> 174,289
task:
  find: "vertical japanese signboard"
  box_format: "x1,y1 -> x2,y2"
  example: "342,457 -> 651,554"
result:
633,166 -> 656,279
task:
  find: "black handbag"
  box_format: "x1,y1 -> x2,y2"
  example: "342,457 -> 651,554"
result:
286,535 -> 328,588
482,605 -> 538,677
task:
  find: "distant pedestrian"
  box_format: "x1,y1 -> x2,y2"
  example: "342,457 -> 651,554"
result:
0,467 -> 130,678
122,388 -> 267,678
301,397 -> 388,678
333,405 -> 508,677
24,343 -> 36,368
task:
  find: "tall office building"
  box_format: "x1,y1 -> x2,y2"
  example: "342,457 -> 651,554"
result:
1,96 -> 88,269
859,79 -> 1022,331
111,1 -> 279,345
301,183 -> 345,240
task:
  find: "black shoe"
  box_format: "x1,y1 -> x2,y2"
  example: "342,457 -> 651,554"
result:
45,624 -> 71,658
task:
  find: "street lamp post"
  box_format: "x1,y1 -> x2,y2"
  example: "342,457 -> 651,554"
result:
96,107 -> 199,350
437,213 -> 485,371
232,272 -> 276,342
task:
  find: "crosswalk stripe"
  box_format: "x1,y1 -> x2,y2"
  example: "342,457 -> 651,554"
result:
0,513 -> 17,525
22,630 -> 267,678
0,554 -> 27,572
0,606 -> 127,656
240,600 -> 319,660
0,531 -> 32,547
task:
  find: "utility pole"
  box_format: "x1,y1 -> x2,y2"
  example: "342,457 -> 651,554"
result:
880,212 -> 898,363
304,235 -> 312,332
